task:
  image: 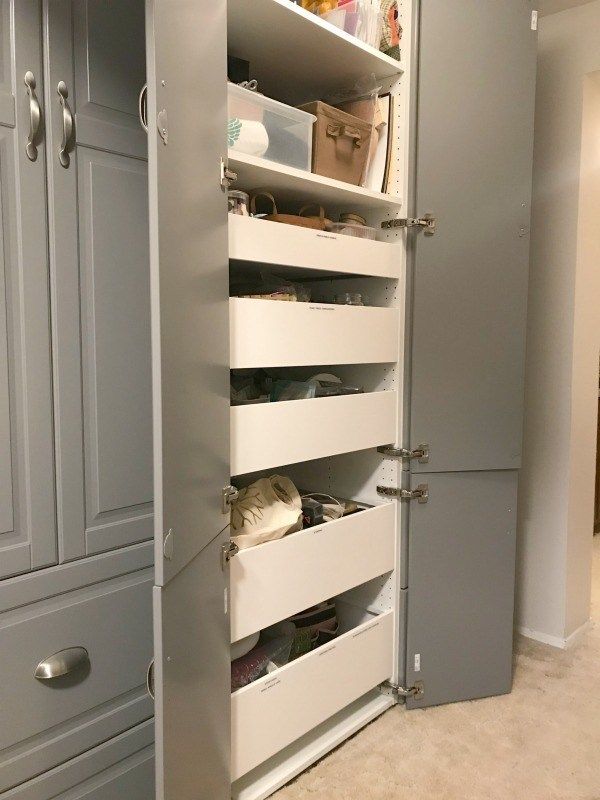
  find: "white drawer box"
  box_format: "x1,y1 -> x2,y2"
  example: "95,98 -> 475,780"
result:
231,606 -> 394,780
230,502 -> 396,643
230,298 -> 400,368
230,390 -> 397,475
229,215 -> 401,279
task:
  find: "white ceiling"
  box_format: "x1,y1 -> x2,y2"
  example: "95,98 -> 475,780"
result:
537,0 -> 597,16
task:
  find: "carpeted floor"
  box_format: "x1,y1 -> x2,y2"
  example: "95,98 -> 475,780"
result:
275,536 -> 600,800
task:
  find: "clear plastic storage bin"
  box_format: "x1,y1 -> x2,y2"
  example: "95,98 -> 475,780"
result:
228,83 -> 316,172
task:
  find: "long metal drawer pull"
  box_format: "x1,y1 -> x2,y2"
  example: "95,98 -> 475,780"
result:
147,659 -> 155,699
138,83 -> 148,133
57,81 -> 74,168
34,647 -> 90,680
24,71 -> 41,161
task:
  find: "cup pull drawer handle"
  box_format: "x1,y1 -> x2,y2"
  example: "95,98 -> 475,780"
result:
34,647 -> 90,680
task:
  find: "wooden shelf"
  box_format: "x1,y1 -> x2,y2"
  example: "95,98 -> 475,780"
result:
229,215 -> 401,278
229,151 -> 403,214
227,0 -> 404,106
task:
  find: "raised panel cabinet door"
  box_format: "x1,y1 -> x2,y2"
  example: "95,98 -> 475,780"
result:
408,0 -> 537,473
43,0 -> 153,562
146,0 -> 230,797
0,0 -> 56,579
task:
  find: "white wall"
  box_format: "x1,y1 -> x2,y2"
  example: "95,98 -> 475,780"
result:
517,2 -> 600,647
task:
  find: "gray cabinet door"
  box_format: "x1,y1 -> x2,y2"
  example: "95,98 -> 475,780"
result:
43,0 -> 153,562
408,0 -> 537,474
405,471 -> 518,708
0,0 -> 56,579
146,1 -> 230,798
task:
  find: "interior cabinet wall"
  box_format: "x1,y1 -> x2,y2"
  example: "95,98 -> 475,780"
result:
0,0 -> 56,580
44,0 -> 153,564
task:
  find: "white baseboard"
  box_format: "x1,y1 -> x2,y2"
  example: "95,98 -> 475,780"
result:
517,619 -> 592,649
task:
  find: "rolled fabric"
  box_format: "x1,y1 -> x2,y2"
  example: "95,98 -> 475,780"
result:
228,118 -> 269,157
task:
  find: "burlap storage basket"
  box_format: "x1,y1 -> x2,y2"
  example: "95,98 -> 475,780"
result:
299,101 -> 372,186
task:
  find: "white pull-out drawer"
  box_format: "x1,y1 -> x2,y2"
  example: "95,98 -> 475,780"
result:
231,391 -> 397,475
229,215 -> 401,279
230,503 -> 396,643
231,606 -> 394,780
230,298 -> 400,369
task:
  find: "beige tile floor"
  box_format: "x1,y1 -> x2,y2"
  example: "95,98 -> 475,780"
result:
275,536 -> 600,800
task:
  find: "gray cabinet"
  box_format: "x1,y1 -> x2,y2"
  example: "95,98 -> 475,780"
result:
43,0 -> 152,563
403,0 -> 536,708
0,0 -> 56,580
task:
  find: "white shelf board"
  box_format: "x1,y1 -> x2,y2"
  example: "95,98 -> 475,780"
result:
227,0 -> 404,106
229,151 -> 403,213
229,215 -> 401,278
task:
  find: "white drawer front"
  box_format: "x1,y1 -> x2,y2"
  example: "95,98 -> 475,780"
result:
230,503 -> 396,643
231,607 -> 394,780
231,391 -> 398,475
229,215 -> 401,279
230,298 -> 400,369
0,570 -> 153,790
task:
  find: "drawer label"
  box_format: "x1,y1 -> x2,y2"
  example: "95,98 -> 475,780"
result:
259,677 -> 281,694
352,621 -> 380,639
317,644 -> 337,657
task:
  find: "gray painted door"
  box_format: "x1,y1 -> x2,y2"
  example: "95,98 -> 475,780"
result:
43,1 -> 152,563
405,471 -> 518,708
146,0 -> 230,797
0,0 -> 56,579
404,0 -> 537,707
408,0 -> 537,474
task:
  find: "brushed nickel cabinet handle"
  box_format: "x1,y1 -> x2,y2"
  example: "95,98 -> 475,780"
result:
57,81 -> 74,167
146,659 -> 155,699
138,83 -> 148,133
24,71 -> 41,161
34,647 -> 90,680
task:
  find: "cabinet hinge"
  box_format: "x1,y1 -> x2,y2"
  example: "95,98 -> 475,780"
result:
222,484 -> 239,514
381,680 -> 425,701
381,214 -> 436,235
221,541 -> 239,570
378,443 -> 429,464
377,484 -> 429,504
220,157 -> 238,190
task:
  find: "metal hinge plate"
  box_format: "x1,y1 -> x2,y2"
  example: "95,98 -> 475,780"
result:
381,680 -> 425,701
377,484 -> 429,504
378,443 -> 429,464
382,213 -> 436,235
220,157 -> 238,190
222,484 -> 239,514
221,541 -> 239,570
157,108 -> 168,145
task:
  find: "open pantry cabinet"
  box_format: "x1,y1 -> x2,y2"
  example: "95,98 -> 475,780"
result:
147,2 -> 412,798
0,1 -> 535,799
145,0 -> 536,799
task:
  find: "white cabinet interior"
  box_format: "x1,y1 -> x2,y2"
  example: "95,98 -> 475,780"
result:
225,1 -> 411,796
